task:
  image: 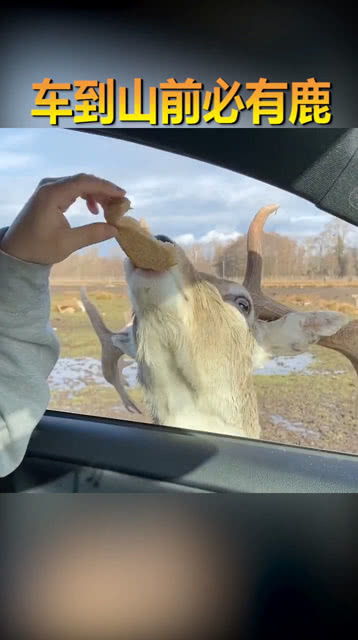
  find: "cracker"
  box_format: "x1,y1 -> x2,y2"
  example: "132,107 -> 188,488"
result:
115,216 -> 177,272
104,197 -> 132,226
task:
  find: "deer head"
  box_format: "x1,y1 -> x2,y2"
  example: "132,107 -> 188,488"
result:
108,206 -> 352,438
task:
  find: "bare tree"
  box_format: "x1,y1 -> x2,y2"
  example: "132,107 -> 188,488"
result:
318,219 -> 352,278
214,232 -> 300,280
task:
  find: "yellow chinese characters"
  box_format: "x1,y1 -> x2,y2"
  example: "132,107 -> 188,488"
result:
31,77 -> 333,126
31,78 -> 73,125
73,80 -> 115,125
160,78 -> 203,125
289,77 -> 332,125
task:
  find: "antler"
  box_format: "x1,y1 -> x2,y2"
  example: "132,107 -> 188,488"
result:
243,206 -> 358,374
80,288 -> 142,414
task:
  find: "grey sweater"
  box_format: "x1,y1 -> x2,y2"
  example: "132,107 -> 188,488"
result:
0,227 -> 60,476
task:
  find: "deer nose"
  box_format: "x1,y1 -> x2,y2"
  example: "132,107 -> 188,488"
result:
155,234 -> 174,244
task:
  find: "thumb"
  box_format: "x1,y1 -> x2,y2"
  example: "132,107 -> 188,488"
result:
68,222 -> 118,252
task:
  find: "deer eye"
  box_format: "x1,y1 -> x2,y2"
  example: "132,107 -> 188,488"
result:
235,296 -> 251,314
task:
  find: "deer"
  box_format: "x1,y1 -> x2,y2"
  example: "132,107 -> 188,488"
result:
56,299 -> 86,314
81,205 -> 358,438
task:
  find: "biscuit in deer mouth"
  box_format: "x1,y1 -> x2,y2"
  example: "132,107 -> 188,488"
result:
115,216 -> 177,272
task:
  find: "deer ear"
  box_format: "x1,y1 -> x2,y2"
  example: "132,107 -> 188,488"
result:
111,322 -> 137,359
255,311 -> 349,355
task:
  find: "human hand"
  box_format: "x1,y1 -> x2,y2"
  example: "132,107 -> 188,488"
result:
0,173 -> 127,264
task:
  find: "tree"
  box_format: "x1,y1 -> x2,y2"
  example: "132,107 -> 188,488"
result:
213,231 -> 301,280
51,247 -> 125,282
320,219 -> 351,278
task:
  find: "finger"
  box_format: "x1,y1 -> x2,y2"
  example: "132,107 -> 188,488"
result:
86,195 -> 99,215
39,173 -> 126,213
37,177 -> 60,188
66,222 -> 118,253
60,173 -> 126,200
36,176 -> 77,190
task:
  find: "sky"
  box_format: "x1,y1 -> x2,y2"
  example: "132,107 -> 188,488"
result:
1,128 -> 357,255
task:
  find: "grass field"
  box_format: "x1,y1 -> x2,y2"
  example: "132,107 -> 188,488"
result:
47,282 -> 358,456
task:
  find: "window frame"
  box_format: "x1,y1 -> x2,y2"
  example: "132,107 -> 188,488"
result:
24,410 -> 358,492
22,127 -> 358,492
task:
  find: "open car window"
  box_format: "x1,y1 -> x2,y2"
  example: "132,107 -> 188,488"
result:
0,128 -> 357,462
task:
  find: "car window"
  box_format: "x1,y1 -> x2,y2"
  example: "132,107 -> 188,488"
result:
1,128 -> 357,456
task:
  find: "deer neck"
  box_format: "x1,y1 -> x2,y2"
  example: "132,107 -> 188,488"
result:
135,307 -> 261,439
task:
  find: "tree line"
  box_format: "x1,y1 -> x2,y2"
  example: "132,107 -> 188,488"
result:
51,219 -> 358,282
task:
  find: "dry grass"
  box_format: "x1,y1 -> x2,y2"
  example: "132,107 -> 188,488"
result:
276,294 -> 358,316
48,284 -> 358,455
50,278 -> 126,287
51,298 -> 82,313
263,278 -> 358,288
275,294 -> 358,316
92,291 -> 116,301
51,276 -> 358,289
324,301 -> 358,315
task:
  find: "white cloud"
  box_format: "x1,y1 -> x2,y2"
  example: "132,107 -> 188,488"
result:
0,129 -> 350,249
0,130 -> 38,149
0,151 -> 40,170
124,172 -> 315,242
128,175 -> 263,211
175,233 -> 195,245
63,198 -> 92,219
0,203 -> 22,217
175,229 -> 242,247
200,229 -> 242,244
287,214 -> 328,223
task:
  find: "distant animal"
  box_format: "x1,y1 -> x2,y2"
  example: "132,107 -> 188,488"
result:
56,299 -> 85,314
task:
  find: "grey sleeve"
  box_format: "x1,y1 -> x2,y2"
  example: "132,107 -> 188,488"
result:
0,227 -> 60,477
